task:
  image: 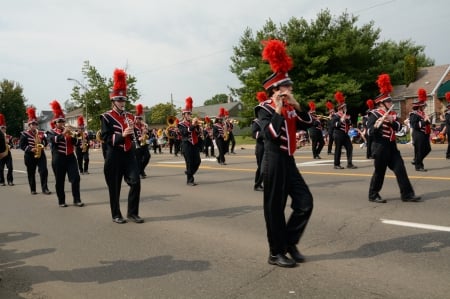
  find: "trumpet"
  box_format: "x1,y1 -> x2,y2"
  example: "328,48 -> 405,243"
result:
34,130 -> 44,159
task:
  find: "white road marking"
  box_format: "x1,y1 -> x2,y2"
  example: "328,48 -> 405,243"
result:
297,159 -> 372,167
381,219 -> 450,232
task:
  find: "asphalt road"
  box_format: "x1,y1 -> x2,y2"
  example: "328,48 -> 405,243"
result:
1,143 -> 449,299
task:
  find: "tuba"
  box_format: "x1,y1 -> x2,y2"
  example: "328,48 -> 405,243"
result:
34,130 -> 44,159
166,116 -> 178,140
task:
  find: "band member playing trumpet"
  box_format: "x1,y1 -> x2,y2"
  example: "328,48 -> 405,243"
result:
0,114 -> 14,186
332,91 -> 356,169
178,97 -> 201,186
19,107 -> 52,195
100,68 -> 143,224
409,88 -> 431,172
367,74 -> 421,203
203,116 -> 215,158
75,116 -> 90,175
308,101 -> 325,159
47,100 -> 84,207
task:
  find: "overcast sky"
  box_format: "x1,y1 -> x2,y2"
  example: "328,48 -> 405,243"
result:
1,0 -> 449,113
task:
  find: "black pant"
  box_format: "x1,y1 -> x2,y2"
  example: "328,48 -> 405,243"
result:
333,132 -> 353,166
254,141 -> 264,188
0,152 -> 13,184
182,141 -> 201,183
76,148 -> 90,173
327,132 -> 334,154
228,132 -> 236,153
369,141 -> 415,198
52,153 -> 80,205
215,138 -> 226,164
104,148 -> 141,219
263,149 -> 313,255
135,146 -> 151,176
446,131 -> 450,159
203,138 -> 214,157
412,131 -> 431,169
310,132 -> 324,158
24,152 -> 49,192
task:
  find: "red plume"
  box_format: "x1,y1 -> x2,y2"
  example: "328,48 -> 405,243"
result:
136,104 -> 143,116
261,39 -> 293,73
256,91 -> 268,103
27,107 -> 37,122
77,115 -> 85,127
50,100 -> 65,118
224,109 -> 229,117
0,114 -> 5,127
219,107 -> 225,117
113,69 -> 127,93
418,88 -> 427,103
308,101 -> 316,112
185,97 -> 193,111
334,91 -> 345,105
205,116 -> 211,123
366,99 -> 374,110
376,74 -> 393,95
446,92 -> 450,101
326,101 -> 334,111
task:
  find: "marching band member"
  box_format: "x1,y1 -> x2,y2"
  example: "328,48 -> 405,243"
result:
362,99 -> 375,159
0,114 -> 14,186
224,110 -> 236,154
19,107 -> 51,195
367,74 -> 421,203
308,101 -> 325,159
46,100 -> 84,207
256,39 -> 313,268
444,92 -> 450,159
134,104 -> 151,179
409,88 -> 431,171
75,116 -> 90,174
213,108 -> 227,165
100,68 -> 143,224
252,91 -> 267,192
326,101 -> 335,155
332,91 -> 357,169
203,116 -> 215,158
178,97 -> 201,186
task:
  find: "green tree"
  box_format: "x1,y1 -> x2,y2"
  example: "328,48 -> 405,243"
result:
404,54 -> 418,86
0,80 -> 27,136
68,61 -> 141,131
204,94 -> 230,105
149,102 -> 177,124
230,9 -> 434,123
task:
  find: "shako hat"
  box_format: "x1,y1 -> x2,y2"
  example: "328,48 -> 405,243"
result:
413,88 -> 428,107
334,91 -> 346,109
135,104 -> 144,119
26,107 -> 39,125
77,115 -> 85,128
50,100 -> 65,123
182,97 -> 193,114
261,39 -> 293,90
374,74 -> 393,104
110,69 -> 128,100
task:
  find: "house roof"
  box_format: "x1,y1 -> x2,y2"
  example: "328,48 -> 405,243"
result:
393,64 -> 450,98
177,101 -> 243,119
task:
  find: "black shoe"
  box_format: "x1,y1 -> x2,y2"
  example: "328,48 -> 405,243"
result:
254,186 -> 264,192
346,164 -> 357,169
401,195 -> 422,202
43,189 -> 52,195
74,202 -> 85,207
268,254 -> 296,268
31,191 -> 38,195
369,194 -> 386,203
0,183 -> 5,186
287,245 -> 306,263
187,182 -> 198,186
7,182 -> 14,186
59,204 -> 68,208
127,214 -> 144,223
328,152 -> 334,155
334,165 -> 344,169
113,217 -> 127,224
316,155 -> 322,159
411,160 -> 416,165
416,168 -> 427,172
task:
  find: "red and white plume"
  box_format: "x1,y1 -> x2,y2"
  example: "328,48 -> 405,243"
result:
77,115 -> 85,127
27,107 -> 38,123
326,101 -> 334,111
376,74 -> 393,95
366,99 -> 374,110
308,101 -> 316,112
136,104 -> 143,116
50,100 -> 65,119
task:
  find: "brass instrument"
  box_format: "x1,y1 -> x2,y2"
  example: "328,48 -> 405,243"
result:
124,111 -> 140,149
223,120 -> 229,141
166,116 -> 178,140
81,131 -> 88,153
34,130 -> 44,159
140,125 -> 149,147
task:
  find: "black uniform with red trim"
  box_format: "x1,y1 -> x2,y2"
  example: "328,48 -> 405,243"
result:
409,110 -> 431,170
178,119 -> 201,184
203,125 -> 214,158
213,120 -> 226,164
367,108 -> 416,199
308,114 -> 325,159
47,127 -> 82,206
255,99 -> 314,256
135,122 -> 151,178
19,129 -> 50,193
100,109 -> 141,219
332,111 -> 354,168
251,117 -> 264,190
445,109 -> 450,159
